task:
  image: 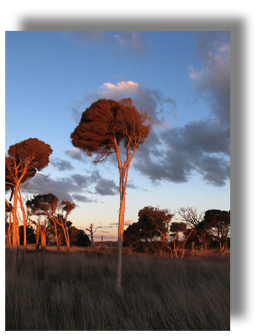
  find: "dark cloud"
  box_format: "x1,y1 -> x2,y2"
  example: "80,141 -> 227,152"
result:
21,170 -> 122,201
133,118 -> 230,186
162,120 -> 230,156
194,155 -> 230,187
21,174 -> 77,202
72,194 -> 97,203
95,179 -> 119,196
50,158 -> 74,171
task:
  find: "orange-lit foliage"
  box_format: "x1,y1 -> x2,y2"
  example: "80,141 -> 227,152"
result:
71,98 -> 151,162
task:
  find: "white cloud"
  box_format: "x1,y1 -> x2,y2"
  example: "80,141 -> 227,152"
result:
100,81 -> 139,94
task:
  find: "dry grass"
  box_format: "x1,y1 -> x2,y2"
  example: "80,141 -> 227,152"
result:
5,249 -> 230,331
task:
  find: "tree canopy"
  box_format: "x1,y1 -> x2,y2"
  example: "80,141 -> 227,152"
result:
71,98 -> 151,162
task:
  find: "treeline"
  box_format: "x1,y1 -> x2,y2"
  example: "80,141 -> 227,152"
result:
123,206 -> 230,258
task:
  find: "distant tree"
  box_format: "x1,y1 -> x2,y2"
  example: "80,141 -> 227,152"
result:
68,226 -> 91,247
86,223 -> 101,246
138,206 -> 174,243
5,138 -> 52,247
175,206 -> 205,251
202,209 -> 230,257
123,221 -> 145,254
123,206 -> 174,257
71,98 -> 151,292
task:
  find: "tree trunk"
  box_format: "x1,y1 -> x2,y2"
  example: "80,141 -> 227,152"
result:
36,225 -> 40,251
90,229 -> 94,246
12,189 -> 19,247
6,213 -> 12,247
40,228 -> 46,253
17,188 -> 27,248
116,190 -> 126,293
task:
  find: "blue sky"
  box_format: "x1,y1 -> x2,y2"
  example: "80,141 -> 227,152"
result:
5,31 -> 230,240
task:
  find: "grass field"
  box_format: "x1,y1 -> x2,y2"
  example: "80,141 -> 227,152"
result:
5,248 -> 230,331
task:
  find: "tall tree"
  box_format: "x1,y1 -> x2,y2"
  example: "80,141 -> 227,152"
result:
71,98 -> 151,292
5,138 -> 52,247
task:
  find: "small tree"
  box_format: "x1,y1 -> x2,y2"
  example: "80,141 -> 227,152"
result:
86,223 -> 101,246
71,98 -> 151,292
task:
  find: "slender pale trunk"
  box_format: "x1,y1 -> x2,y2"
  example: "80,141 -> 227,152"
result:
181,230 -> 194,259
90,226 -> 94,246
116,175 -> 126,293
18,188 -> 27,247
12,187 -> 19,247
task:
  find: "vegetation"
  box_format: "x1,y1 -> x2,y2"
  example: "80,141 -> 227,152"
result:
5,250 -> 230,331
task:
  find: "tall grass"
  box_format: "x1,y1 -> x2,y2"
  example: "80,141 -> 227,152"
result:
5,250 -> 230,330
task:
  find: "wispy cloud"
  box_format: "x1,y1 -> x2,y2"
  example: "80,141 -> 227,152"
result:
108,219 -> 133,226
65,148 -> 86,162
65,31 -> 147,55
113,31 -> 146,53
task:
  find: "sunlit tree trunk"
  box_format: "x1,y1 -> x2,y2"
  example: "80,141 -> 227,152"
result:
18,188 -> 27,248
181,230 -> 194,259
192,241 -> 195,255
40,224 -> 46,253
116,195 -> 125,292
12,187 -> 19,247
